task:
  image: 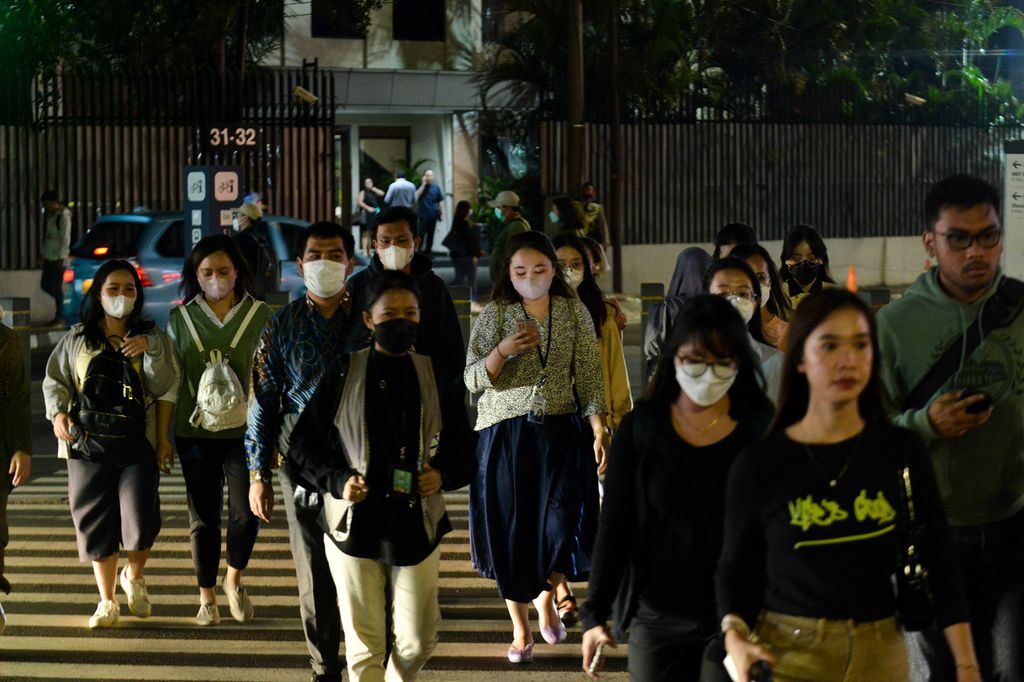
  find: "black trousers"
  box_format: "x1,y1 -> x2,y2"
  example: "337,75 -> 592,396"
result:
452,255 -> 478,301
40,259 -> 64,319
418,217 -> 439,253
627,600 -> 708,681
280,460 -> 343,677
176,436 -> 260,588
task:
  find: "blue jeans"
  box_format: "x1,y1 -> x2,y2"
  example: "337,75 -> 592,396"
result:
906,508 -> 1024,682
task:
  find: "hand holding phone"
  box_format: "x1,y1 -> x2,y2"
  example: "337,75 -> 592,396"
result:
959,388 -> 993,414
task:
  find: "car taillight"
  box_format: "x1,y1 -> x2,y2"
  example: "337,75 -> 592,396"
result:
93,246 -> 109,256
133,261 -> 154,287
161,272 -> 182,284
63,269 -> 74,283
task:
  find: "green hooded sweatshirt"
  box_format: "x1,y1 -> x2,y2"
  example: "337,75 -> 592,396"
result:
877,267 -> 1024,527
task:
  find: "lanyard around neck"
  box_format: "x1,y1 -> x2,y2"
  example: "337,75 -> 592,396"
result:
520,299 -> 554,371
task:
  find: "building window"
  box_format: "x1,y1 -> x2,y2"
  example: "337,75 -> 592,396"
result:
311,0 -> 366,39
392,0 -> 445,42
482,0 -> 509,43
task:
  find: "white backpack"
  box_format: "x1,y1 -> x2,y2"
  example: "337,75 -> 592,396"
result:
179,302 -> 261,432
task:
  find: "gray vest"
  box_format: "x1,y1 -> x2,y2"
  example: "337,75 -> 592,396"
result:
323,348 -> 445,544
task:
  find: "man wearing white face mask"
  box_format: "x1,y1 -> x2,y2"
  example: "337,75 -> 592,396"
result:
346,206 -> 466,386
246,221 -> 357,682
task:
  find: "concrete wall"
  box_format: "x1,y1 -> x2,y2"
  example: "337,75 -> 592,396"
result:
279,0 -> 482,70
0,271 -> 61,324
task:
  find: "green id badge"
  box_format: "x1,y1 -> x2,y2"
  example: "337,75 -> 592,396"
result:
390,467 -> 415,496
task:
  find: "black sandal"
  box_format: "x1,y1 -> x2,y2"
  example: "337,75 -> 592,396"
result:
557,594 -> 578,626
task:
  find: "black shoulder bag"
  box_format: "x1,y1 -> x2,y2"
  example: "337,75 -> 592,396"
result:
894,434 -> 935,631
903,277 -> 1024,411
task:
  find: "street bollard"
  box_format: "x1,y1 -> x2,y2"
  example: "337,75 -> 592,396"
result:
0,297 -> 31,375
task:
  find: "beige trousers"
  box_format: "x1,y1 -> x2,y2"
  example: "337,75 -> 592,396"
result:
324,538 -> 441,682
754,610 -> 910,682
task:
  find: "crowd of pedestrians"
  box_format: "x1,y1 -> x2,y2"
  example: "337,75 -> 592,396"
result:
0,173 -> 1019,682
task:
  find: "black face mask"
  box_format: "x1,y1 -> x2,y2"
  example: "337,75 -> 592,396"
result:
373,318 -> 419,354
790,261 -> 821,287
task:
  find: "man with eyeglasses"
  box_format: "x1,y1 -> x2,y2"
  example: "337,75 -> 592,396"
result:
877,175 -> 1023,682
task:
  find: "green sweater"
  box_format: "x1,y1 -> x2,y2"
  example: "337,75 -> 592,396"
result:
877,267 -> 1024,526
0,324 -> 32,487
489,215 -> 531,281
168,297 -> 272,440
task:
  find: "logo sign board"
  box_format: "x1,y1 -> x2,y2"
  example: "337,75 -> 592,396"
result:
1004,140 -> 1024,279
184,165 -> 246,253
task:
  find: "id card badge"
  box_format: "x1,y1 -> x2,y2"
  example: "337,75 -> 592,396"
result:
388,466 -> 416,503
527,388 -> 547,424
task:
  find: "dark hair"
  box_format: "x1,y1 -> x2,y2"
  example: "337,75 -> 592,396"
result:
925,175 -> 1000,230
364,270 -> 422,313
179,234 -> 256,302
395,170 -> 406,179
491,231 -> 575,303
552,233 -> 607,335
729,242 -> 794,322
373,206 -> 417,240
713,222 -> 757,260
77,259 -> 153,348
779,225 -> 835,286
642,294 -> 771,423
581,236 -> 604,267
40,189 -> 59,203
304,221 -> 354,259
453,200 -> 472,228
582,181 -> 596,191
702,257 -> 767,343
553,196 -> 586,236
772,288 -> 888,432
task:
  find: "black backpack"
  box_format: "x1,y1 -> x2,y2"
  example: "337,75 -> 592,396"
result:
71,348 -> 149,462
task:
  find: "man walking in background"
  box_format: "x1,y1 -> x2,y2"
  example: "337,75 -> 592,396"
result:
384,170 -> 416,209
38,190 -> 71,327
415,169 -> 444,254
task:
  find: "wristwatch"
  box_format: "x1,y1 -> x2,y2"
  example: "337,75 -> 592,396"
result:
249,468 -> 273,484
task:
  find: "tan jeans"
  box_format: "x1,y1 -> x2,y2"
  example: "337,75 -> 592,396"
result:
324,538 -> 441,682
753,611 -> 909,682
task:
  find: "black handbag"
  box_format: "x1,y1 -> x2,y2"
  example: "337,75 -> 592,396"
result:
894,443 -> 936,631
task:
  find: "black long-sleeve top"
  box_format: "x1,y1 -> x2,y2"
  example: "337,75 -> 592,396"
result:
716,421 -> 968,627
286,351 -> 477,565
580,403 -> 762,636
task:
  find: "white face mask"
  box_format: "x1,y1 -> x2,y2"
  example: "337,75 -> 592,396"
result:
379,245 -> 414,271
675,364 -> 736,407
513,275 -> 552,301
727,295 -> 757,324
564,268 -> 584,289
199,275 -> 234,302
303,259 -> 348,298
101,294 -> 135,319
760,284 -> 771,306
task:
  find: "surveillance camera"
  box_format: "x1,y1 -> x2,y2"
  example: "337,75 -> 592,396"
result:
294,86 -> 319,105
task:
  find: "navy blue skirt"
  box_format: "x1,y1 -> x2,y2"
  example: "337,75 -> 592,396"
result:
469,413 -> 600,603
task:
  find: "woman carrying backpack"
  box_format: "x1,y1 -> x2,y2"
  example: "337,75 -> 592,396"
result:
43,259 -> 180,628
167,235 -> 271,626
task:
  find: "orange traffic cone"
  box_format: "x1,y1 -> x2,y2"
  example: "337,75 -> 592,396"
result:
846,265 -> 858,293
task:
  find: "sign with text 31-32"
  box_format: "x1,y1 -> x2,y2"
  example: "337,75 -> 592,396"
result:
183,166 -> 246,254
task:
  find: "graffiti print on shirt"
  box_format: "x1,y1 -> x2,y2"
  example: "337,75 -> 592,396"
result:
788,489 -> 896,549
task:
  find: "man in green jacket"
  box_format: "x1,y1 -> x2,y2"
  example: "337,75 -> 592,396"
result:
877,175 -> 1023,682
0,320 -> 32,634
487,190 -> 530,282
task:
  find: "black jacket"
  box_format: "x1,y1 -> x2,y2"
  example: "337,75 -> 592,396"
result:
346,253 -> 466,384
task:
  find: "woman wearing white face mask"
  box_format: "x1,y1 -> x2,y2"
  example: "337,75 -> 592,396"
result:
580,294 -> 773,680
729,243 -> 794,352
466,231 -> 609,663
704,258 -> 781,365
167,235 -> 271,626
43,260 -> 180,628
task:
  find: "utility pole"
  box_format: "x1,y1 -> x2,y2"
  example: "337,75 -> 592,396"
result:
566,0 -> 584,195
609,0 -> 623,293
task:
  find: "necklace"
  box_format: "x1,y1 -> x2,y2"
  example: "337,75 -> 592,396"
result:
674,402 -> 729,435
802,429 -> 865,488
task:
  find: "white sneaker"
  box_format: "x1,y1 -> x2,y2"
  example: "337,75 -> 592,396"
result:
224,584 -> 254,623
88,600 -> 119,628
119,566 -> 152,618
196,602 -> 220,626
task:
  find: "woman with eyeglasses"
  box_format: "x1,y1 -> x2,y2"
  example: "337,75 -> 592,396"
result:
715,289 -> 980,682
729,243 -> 794,351
580,294 -> 773,680
703,258 -> 779,363
780,226 -> 836,307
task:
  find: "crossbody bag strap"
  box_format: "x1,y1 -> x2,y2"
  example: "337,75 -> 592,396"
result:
903,277 -> 1024,411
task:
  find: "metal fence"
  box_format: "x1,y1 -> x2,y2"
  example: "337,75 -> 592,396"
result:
0,67 -> 336,270
541,121 -> 1023,244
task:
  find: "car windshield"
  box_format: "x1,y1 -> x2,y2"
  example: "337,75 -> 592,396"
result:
71,221 -> 146,259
